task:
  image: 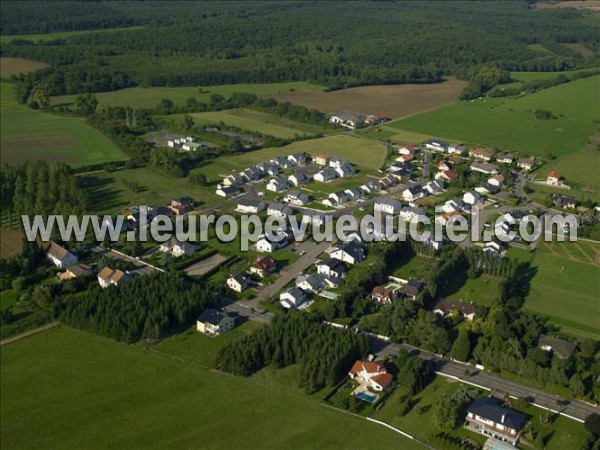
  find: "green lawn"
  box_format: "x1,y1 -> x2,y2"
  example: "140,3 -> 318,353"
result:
540,147 -> 600,202
523,242 -> 600,339
52,82 -> 326,109
80,166 -> 221,215
387,76 -> 599,158
439,273 -> 503,306
166,108 -> 330,139
0,325 -> 425,450
1,81 -> 127,166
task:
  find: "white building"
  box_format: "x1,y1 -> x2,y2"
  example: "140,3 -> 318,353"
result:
46,242 -> 78,268
196,309 -> 235,336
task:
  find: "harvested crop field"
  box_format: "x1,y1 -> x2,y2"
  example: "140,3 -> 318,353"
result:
0,228 -> 23,258
267,78 -> 467,119
183,253 -> 228,277
0,57 -> 48,77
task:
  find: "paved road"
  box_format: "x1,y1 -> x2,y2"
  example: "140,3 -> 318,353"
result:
372,338 -> 598,422
0,321 -> 60,346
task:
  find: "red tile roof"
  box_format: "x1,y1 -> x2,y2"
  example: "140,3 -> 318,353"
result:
349,360 -> 386,376
371,372 -> 393,389
548,171 -> 560,179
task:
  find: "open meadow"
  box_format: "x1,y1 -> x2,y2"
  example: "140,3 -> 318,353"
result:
510,241 -> 600,340
0,325 -> 425,450
0,26 -> 145,44
166,108 -> 330,139
386,75 -> 600,158
268,78 -> 467,118
52,82 -> 326,109
1,81 -> 126,166
0,57 -> 48,76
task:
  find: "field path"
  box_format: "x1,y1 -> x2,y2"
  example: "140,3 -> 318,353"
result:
1,321 -> 60,346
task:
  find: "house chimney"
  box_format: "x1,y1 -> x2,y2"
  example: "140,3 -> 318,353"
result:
501,414 -> 506,423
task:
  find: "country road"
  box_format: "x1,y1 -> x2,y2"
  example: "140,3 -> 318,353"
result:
0,321 -> 60,346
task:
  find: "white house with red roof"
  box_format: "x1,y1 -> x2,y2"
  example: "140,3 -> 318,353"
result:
348,360 -> 393,392
547,171 -> 561,186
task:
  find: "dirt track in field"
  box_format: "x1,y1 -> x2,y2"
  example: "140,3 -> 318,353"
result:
267,77 -> 467,119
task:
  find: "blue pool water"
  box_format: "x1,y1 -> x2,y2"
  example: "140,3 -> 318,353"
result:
356,391 -> 378,403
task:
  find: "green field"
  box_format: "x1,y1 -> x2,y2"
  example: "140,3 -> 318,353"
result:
387,75 -> 599,157
192,135 -> 389,179
439,273 -> 503,306
0,26 -> 145,44
52,82 -> 326,109
167,108 -> 330,139
0,326 -> 424,450
518,241 -> 600,339
81,166 -> 221,215
1,81 -> 126,166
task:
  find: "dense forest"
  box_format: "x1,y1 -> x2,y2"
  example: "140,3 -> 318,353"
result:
59,272 -> 219,342
216,313 -> 369,393
1,1 -> 598,94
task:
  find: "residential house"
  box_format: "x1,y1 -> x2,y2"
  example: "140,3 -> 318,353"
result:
396,153 -> 414,164
249,255 -> 277,278
399,279 -> 426,300
371,286 -> 396,304
266,176 -> 289,192
425,140 -> 449,153
236,198 -> 265,214
466,397 -> 527,445
488,174 -> 505,187
284,190 -> 311,206
433,298 -> 477,321
436,169 -> 458,182
517,158 -> 535,171
436,211 -> 462,227
159,237 -> 198,257
329,111 -> 364,129
552,194 -> 577,209
469,148 -> 493,161
330,241 -> 365,265
280,287 -> 309,309
267,202 -> 293,217
302,210 -> 327,227
538,334 -> 577,359
169,196 -> 193,215
315,154 -> 333,166
316,258 -> 346,279
196,308 -> 235,336
448,144 -> 467,155
344,188 -> 363,201
287,153 -> 307,165
399,206 -> 426,222
46,242 -> 78,268
335,161 -> 355,178
547,171 -> 561,186
215,185 -> 240,198
97,267 -> 131,288
227,272 -> 249,292
224,173 -> 244,186
497,154 -> 514,164
288,172 -> 309,186
374,196 -> 403,215
330,191 -> 348,205
438,159 -> 452,171
464,191 -> 484,206
442,199 -> 466,214
402,186 -> 425,202
483,238 -> 508,257
59,264 -> 93,281
295,273 -> 325,293
471,161 -> 499,175
348,360 -> 393,392
265,164 -> 280,176
314,168 -> 338,183
256,231 -> 290,252
360,181 -> 382,195
388,167 -> 412,182
476,183 -> 499,196
425,179 -> 445,195
398,145 -> 416,155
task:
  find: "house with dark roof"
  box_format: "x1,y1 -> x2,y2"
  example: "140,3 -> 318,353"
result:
216,185 -> 241,198
267,202 -> 293,217
159,237 -> 199,257
374,196 -> 403,215
169,196 -> 194,215
433,298 -> 477,321
466,397 -> 527,445
399,279 -> 426,300
329,111 -> 365,129
59,264 -> 93,280
288,172 -> 309,187
280,287 -> 309,309
371,286 -> 396,304
552,194 -> 577,210
46,242 -> 78,268
196,308 -> 235,336
330,241 -> 365,265
538,334 -> 577,359
316,258 -> 346,279
227,272 -> 249,292
285,190 -> 311,206
314,168 -> 338,183
236,198 -> 266,214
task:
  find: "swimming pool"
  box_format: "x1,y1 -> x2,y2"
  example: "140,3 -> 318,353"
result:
356,391 -> 378,403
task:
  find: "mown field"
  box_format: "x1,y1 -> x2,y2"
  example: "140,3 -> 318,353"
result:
166,108 -> 330,139
510,241 -> 600,340
1,81 -> 126,166
80,166 -> 221,215
52,82 -> 326,109
0,26 -> 145,44
192,135 -> 389,178
0,228 -> 23,258
0,57 -> 48,76
0,325 -> 425,450
268,78 -> 467,118
439,273 -> 503,306
387,75 -> 599,158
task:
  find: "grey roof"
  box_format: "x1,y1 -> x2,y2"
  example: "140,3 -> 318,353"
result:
376,196 -> 402,208
334,241 -> 364,260
434,298 -> 475,315
284,287 -> 306,299
538,334 -> 576,357
405,186 -> 423,195
317,258 -> 345,271
467,398 -> 526,431
197,308 -> 231,326
238,198 -> 263,208
318,168 -> 338,178
268,202 -> 293,215
229,272 -> 249,284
